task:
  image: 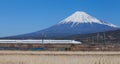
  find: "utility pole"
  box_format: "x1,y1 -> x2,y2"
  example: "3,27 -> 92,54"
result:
92,36 -> 95,44
103,32 -> 106,45
97,33 -> 100,44
41,33 -> 46,49
103,32 -> 106,50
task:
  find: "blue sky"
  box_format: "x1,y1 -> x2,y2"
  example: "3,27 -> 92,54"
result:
0,0 -> 120,37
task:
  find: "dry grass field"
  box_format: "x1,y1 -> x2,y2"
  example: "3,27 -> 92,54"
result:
0,51 -> 120,64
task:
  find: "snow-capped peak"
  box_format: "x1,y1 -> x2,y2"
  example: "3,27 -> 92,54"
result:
59,11 -> 102,24
59,11 -> 118,27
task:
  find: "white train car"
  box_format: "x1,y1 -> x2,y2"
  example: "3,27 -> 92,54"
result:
0,40 -> 82,44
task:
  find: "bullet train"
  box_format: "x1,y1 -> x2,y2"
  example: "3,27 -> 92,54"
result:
0,40 -> 81,44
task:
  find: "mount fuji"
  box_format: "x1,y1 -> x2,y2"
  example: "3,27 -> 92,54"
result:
2,11 -> 120,39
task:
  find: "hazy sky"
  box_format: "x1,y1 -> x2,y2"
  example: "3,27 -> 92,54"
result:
0,0 -> 120,37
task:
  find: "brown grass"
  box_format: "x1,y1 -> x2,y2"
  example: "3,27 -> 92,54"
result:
0,51 -> 120,64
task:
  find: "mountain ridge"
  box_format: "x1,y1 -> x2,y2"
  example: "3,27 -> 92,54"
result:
1,11 -> 119,39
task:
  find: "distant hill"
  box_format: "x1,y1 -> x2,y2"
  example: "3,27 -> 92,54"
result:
1,29 -> 120,45
70,29 -> 120,44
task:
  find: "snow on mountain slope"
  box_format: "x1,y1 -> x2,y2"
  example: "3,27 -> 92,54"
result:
59,11 -> 118,27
